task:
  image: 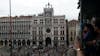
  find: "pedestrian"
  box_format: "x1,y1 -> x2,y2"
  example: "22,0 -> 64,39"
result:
94,18 -> 100,56
75,23 -> 96,56
85,17 -> 100,56
82,23 -> 96,56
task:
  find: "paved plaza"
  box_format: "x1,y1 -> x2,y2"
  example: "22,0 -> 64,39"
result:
0,45 -> 75,56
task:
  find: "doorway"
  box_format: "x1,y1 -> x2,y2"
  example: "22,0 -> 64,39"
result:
45,37 -> 51,46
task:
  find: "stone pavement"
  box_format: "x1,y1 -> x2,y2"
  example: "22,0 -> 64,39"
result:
0,46 -> 84,56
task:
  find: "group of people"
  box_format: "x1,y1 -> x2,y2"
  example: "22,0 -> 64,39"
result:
75,17 -> 100,56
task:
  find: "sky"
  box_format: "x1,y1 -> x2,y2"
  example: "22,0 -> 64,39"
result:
0,0 -> 79,20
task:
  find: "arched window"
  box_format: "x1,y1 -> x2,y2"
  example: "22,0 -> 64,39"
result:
70,37 -> 73,41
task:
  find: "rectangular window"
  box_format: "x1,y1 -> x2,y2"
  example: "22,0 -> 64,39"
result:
40,19 -> 43,24
45,18 -> 51,24
60,26 -> 64,29
60,31 -> 62,35
60,37 -> 64,40
33,37 -> 37,40
39,27 -> 43,30
54,30 -> 58,35
34,20 -> 37,24
60,30 -> 64,35
63,30 -> 64,35
53,19 -> 58,24
33,30 -> 37,40
39,31 -> 43,35
33,31 -> 37,37
60,19 -> 64,23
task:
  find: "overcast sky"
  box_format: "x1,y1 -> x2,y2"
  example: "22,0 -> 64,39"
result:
0,0 -> 79,20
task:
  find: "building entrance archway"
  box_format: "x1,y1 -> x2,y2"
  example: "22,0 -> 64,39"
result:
45,37 -> 51,46
4,40 -> 8,46
18,40 -> 21,46
0,40 -> 3,46
27,40 -> 30,46
22,40 -> 26,46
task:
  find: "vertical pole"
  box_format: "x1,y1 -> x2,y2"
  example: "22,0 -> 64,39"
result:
9,0 -> 11,17
80,0 -> 83,29
9,0 -> 12,56
80,0 -> 84,48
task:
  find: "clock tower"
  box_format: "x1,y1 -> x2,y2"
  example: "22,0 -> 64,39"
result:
44,3 -> 54,17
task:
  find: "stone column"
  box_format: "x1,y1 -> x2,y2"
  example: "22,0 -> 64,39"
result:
51,40 -> 53,47
37,41 -> 39,46
43,41 -> 45,48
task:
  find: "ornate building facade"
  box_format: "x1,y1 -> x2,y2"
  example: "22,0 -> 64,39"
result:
0,16 -> 33,47
68,20 -> 79,46
0,3 -> 67,48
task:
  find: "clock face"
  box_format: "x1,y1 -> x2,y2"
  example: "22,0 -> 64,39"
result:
45,12 -> 52,16
46,28 -> 51,33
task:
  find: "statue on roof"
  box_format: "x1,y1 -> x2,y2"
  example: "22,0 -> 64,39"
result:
45,2 -> 52,8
